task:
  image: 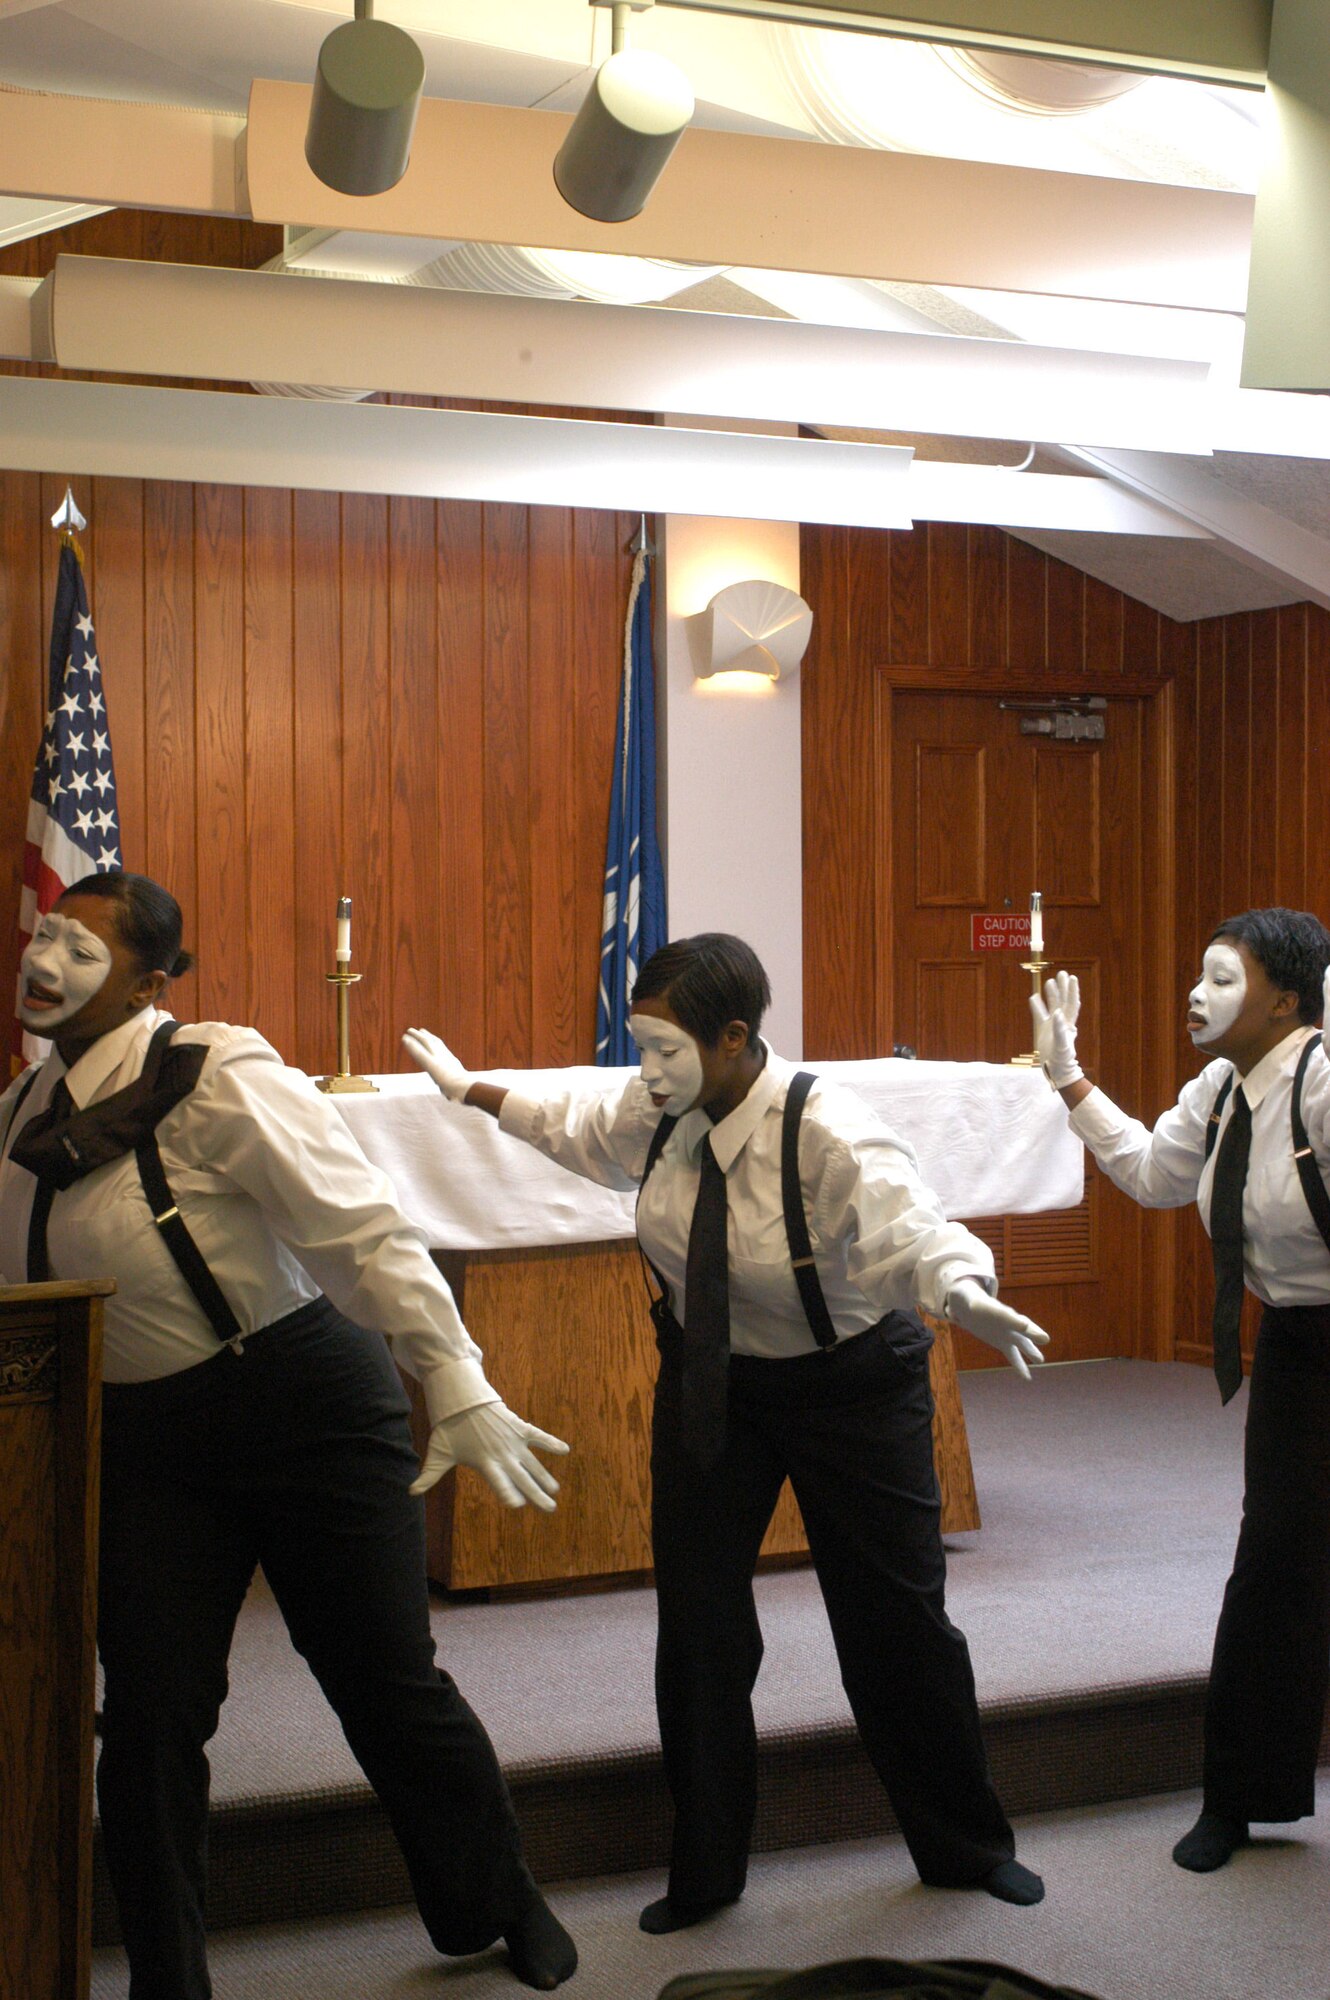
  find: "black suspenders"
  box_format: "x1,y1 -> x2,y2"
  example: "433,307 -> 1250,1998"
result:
1203,1035 -> 1330,1259
636,1070 -> 838,1349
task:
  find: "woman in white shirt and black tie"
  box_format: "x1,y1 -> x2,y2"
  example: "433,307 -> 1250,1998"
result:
1031,905 -> 1330,1876
406,931 -> 1051,1933
0,871 -> 576,1998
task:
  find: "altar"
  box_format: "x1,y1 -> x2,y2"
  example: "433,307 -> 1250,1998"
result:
335,1060 -> 1082,1591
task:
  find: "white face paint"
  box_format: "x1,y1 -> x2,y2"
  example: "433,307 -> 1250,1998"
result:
18,912 -> 113,1031
1187,942 -> 1247,1047
630,1013 -> 705,1117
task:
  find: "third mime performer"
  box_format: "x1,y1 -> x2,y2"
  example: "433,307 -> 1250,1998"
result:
407,932 -> 1050,1933
1031,906 -> 1330,1875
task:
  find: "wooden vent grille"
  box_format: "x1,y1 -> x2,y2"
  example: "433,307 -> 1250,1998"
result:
960,1191 -> 1095,1289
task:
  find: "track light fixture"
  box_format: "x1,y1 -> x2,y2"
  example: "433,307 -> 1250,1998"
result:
305,0 -> 425,198
554,1 -> 694,223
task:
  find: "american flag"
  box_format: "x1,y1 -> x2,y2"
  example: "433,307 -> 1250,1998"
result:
12,540 -> 122,1070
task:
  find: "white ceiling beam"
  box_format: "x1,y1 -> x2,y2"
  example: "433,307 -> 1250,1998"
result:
651,0 -> 1273,85
1059,445 -> 1330,610
31,254 -> 1216,455
0,374 -> 1201,537
0,88 -> 244,215
242,82 -> 1252,312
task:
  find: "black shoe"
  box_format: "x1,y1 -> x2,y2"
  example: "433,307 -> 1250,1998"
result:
1172,1812 -> 1248,1873
981,1860 -> 1045,1906
639,1892 -> 740,1935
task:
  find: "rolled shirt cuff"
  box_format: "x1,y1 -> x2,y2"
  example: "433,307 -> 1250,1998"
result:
497,1090 -> 543,1145
934,1258 -> 998,1317
1067,1084 -> 1132,1151
420,1356 -> 502,1428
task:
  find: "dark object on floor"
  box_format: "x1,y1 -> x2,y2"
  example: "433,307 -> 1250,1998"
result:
657,1955 -> 1103,1999
1171,1811 -> 1249,1873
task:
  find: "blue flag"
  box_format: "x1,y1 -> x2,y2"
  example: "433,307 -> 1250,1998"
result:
596,547 -> 666,1066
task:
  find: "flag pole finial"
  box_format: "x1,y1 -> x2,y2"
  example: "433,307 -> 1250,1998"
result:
628,513 -> 656,558
50,485 -> 86,559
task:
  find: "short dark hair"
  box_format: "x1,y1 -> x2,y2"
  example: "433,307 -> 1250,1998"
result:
632,933 -> 771,1052
1211,907 -> 1330,1025
60,871 -> 195,981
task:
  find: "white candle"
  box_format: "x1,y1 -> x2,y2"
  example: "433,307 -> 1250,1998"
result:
336,896 -> 352,964
1030,891 -> 1044,955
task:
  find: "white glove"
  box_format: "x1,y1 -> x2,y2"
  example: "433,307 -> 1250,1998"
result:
411,1399 -> 570,1507
1028,971 -> 1084,1089
944,1277 -> 1050,1382
403,1026 -> 472,1103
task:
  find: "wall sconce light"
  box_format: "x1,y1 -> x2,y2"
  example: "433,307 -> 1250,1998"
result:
554,1 -> 694,223
305,0 -> 425,197
689,578 -> 813,685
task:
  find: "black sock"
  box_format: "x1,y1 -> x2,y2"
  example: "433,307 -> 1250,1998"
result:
503,1881 -> 578,1990
982,1859 -> 1045,1906
1172,1812 -> 1248,1873
639,1891 -> 739,1935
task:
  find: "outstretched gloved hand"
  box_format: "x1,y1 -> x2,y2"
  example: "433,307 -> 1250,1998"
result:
1028,971 -> 1084,1090
944,1277 -> 1050,1382
412,1399 -> 570,1507
403,1027 -> 473,1103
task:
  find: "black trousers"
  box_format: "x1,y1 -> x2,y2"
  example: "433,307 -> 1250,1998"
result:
1203,1302 -> 1330,1822
650,1312 -> 1015,1910
96,1297 -> 528,2000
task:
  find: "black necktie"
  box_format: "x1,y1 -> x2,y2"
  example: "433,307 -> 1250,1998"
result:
682,1134 -> 730,1467
26,1077 -> 74,1283
1209,1083 -> 1251,1405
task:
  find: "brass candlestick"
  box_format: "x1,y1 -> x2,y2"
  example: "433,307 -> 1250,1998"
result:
315,970 -> 378,1093
1009,951 -> 1051,1067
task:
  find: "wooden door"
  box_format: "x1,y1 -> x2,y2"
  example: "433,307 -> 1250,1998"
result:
890,689 -> 1150,1365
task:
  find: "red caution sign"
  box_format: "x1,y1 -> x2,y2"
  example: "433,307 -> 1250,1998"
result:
970,914 -> 1032,951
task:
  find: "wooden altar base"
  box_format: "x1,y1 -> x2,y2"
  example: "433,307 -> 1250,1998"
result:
91,1360 -> 1330,1952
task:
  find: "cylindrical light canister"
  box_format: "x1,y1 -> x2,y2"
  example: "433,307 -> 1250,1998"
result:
553,49 -> 694,224
305,16 -> 425,197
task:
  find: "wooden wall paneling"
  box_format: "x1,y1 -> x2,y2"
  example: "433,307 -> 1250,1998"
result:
848,525 -> 894,665
436,500 -> 488,1065
192,483 -> 248,1030
886,525 -> 927,667
242,486 -> 297,1060
1246,610 -> 1280,911
915,744 -> 986,904
1139,667 -> 1181,1360
801,526 -> 879,1058
143,481 -> 199,1026
0,474 -> 43,1039
292,489 -> 344,1076
87,480 -> 146,881
527,507 -> 579,1066
1045,555 -> 1086,678
1083,573 -> 1123,681
388,492 -> 441,1063
1192,620 -> 1226,947
927,522 -> 969,667
340,494 -> 392,1073
1274,604 -> 1309,907
482,504 -> 533,1065
1220,613 -> 1253,921
967,525 -> 1006,670
572,509 -> 626,1062
1005,537 -> 1047,675
1306,610 -> 1330,920
1034,743 -> 1100,904
1122,591 -> 1161,682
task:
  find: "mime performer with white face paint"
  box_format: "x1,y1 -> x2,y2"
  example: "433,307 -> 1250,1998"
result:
0,871 -> 578,1999
1031,906 -> 1330,1876
406,931 -> 1050,1931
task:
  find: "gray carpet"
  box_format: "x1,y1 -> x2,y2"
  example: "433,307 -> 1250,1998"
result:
91,1777 -> 1330,2000
195,1362 -> 1249,1809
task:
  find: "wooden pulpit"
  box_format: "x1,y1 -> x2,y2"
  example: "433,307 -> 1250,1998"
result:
0,1280 -> 109,2000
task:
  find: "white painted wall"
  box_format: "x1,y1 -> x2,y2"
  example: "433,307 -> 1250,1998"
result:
656,512 -> 804,1057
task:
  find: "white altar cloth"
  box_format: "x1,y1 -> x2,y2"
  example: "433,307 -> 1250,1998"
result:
333,1060 -> 1084,1254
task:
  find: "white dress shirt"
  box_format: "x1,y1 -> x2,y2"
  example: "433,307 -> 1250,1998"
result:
0,1008 -> 494,1423
1069,1026 -> 1330,1308
498,1043 -> 997,1359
